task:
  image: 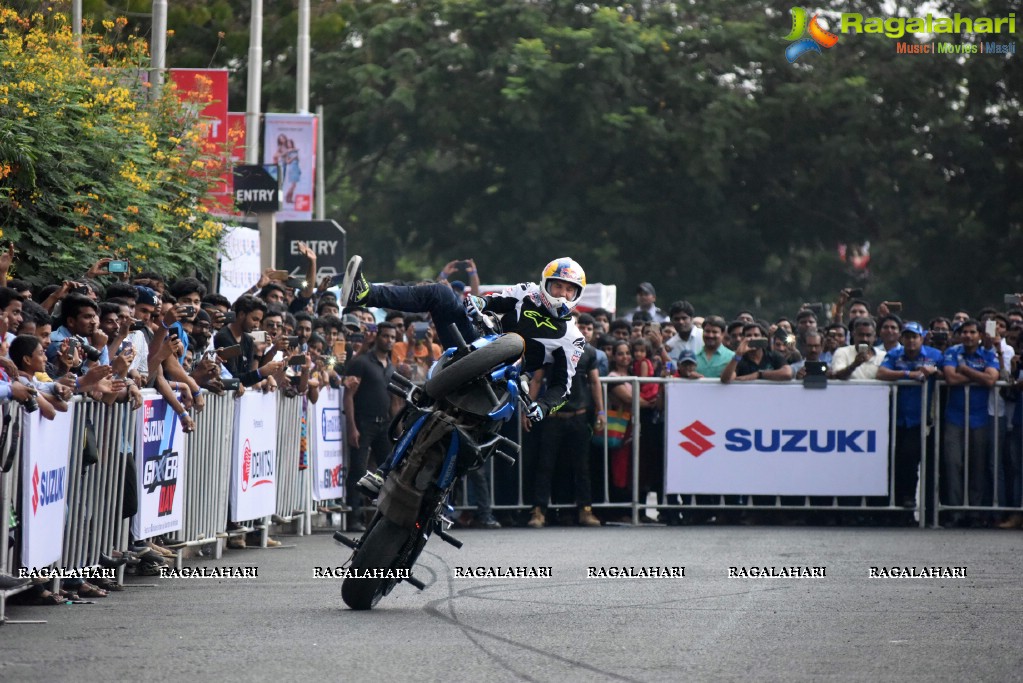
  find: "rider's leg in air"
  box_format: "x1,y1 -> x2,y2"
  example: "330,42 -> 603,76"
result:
340,255 -> 478,349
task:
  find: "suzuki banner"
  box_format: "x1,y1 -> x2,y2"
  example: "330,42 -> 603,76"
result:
664,383 -> 890,496
230,392 -> 279,521
22,410 -> 73,570
133,397 -> 187,539
310,386 -> 345,501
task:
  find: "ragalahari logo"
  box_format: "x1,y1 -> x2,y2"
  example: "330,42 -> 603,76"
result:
784,7 -> 840,63
679,420 -> 716,457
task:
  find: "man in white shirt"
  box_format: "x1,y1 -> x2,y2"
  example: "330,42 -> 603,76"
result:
830,317 -> 883,380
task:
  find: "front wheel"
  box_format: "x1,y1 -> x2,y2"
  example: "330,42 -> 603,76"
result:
341,516 -> 412,610
425,333 -> 524,401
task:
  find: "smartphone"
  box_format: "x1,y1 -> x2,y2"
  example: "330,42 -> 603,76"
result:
349,333 -> 365,344
804,361 -> 828,376
856,343 -> 870,354
365,323 -> 378,334
217,345 -> 242,360
331,341 -> 346,359
1005,294 -> 1022,306
846,288 -> 863,298
413,321 -> 430,341
288,354 -> 308,366
250,330 -> 267,344
178,305 -> 196,317
129,320 -> 147,331
748,338 -> 769,350
930,331 -> 949,344
117,340 -> 133,355
223,311 -> 236,324
73,284 -> 91,296
269,269 -> 290,281
886,301 -> 903,311
985,319 -> 998,337
287,336 -> 300,347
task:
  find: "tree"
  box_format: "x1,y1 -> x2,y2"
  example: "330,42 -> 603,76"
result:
0,6 -> 225,285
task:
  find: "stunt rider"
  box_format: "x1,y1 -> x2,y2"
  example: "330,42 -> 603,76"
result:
340,255 -> 588,492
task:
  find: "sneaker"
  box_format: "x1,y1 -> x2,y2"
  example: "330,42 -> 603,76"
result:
340,255 -> 370,309
526,506 -> 545,528
578,506 -> 601,527
357,470 -> 385,497
477,515 -> 502,529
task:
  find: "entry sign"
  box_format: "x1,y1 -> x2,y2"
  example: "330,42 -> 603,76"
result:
276,220 -> 347,283
234,165 -> 280,212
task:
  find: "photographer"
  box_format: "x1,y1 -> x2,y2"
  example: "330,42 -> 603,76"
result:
720,323 -> 792,383
9,335 -> 73,419
213,294 -> 285,388
830,317 -> 883,380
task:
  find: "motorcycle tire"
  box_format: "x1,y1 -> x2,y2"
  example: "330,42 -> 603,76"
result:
424,333 -> 525,401
341,515 -> 413,610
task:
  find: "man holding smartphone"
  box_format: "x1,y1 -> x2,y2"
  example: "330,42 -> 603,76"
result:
830,317 -> 884,380
720,323 -> 792,383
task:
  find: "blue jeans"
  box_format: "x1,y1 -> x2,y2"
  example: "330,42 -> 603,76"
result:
365,283 -> 476,349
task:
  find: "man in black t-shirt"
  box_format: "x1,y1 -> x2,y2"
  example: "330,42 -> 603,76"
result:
212,295 -> 284,387
527,341 -> 605,528
720,322 -> 793,383
342,322 -> 398,530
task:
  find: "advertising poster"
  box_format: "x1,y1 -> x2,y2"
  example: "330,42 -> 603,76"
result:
133,396 -> 186,539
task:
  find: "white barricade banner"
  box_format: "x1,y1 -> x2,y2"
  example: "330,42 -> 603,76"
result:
664,383 -> 890,495
230,392 -> 278,520
311,386 -> 345,500
133,397 -> 186,539
21,409 -> 73,570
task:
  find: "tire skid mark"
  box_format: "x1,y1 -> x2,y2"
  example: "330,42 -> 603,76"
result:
419,549 -> 641,683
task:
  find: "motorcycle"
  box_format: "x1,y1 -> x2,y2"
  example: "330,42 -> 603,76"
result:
335,320 -> 526,610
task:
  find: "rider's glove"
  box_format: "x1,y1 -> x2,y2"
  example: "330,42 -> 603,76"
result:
525,402 -> 545,423
463,294 -> 486,320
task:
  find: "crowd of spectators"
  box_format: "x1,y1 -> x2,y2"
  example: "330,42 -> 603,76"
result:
3,248 -> 1022,602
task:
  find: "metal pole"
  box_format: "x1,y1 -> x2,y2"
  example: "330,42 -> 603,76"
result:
296,0 -> 311,114
72,0 -> 82,38
245,0 -> 263,165
315,104 -> 326,220
150,0 -> 168,98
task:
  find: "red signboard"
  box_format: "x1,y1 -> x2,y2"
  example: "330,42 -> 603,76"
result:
168,69 -> 231,213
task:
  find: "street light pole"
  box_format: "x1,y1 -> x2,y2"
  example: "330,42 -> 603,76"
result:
150,0 -> 167,98
296,0 -> 310,114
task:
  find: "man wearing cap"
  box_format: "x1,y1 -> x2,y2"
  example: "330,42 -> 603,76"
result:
688,316 -> 734,379
622,282 -> 667,323
876,322 -> 943,507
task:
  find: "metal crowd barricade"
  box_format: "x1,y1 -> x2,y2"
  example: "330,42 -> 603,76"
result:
62,397 -> 134,575
1,403 -> 29,623
167,390 -> 235,559
931,380 -> 1020,527
274,393 -> 312,536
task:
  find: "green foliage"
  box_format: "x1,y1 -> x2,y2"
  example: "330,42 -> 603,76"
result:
0,6 -> 226,286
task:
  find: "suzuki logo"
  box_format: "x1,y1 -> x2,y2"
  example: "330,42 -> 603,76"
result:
680,420 -> 715,457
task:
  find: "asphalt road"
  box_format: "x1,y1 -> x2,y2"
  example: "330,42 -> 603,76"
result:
3,525 -> 1021,682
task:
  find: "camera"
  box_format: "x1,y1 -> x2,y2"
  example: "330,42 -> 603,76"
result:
70,337 -> 102,362
19,392 -> 38,414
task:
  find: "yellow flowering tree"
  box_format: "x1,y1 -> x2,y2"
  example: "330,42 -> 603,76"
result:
0,6 -> 226,286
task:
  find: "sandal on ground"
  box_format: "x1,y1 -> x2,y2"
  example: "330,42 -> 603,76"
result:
91,577 -> 124,592
15,589 -> 67,606
78,580 -> 108,597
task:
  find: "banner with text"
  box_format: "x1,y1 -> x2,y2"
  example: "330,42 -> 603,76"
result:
664,383 -> 890,496
230,392 -> 279,520
311,386 -> 345,500
132,397 -> 186,539
22,410 -> 73,570
263,113 -> 316,221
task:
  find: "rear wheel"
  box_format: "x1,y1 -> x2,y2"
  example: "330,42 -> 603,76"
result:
425,334 -> 524,401
341,516 -> 412,610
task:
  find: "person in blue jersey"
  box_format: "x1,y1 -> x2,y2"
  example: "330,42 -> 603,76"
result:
876,322 -> 943,508
940,319 -> 998,520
